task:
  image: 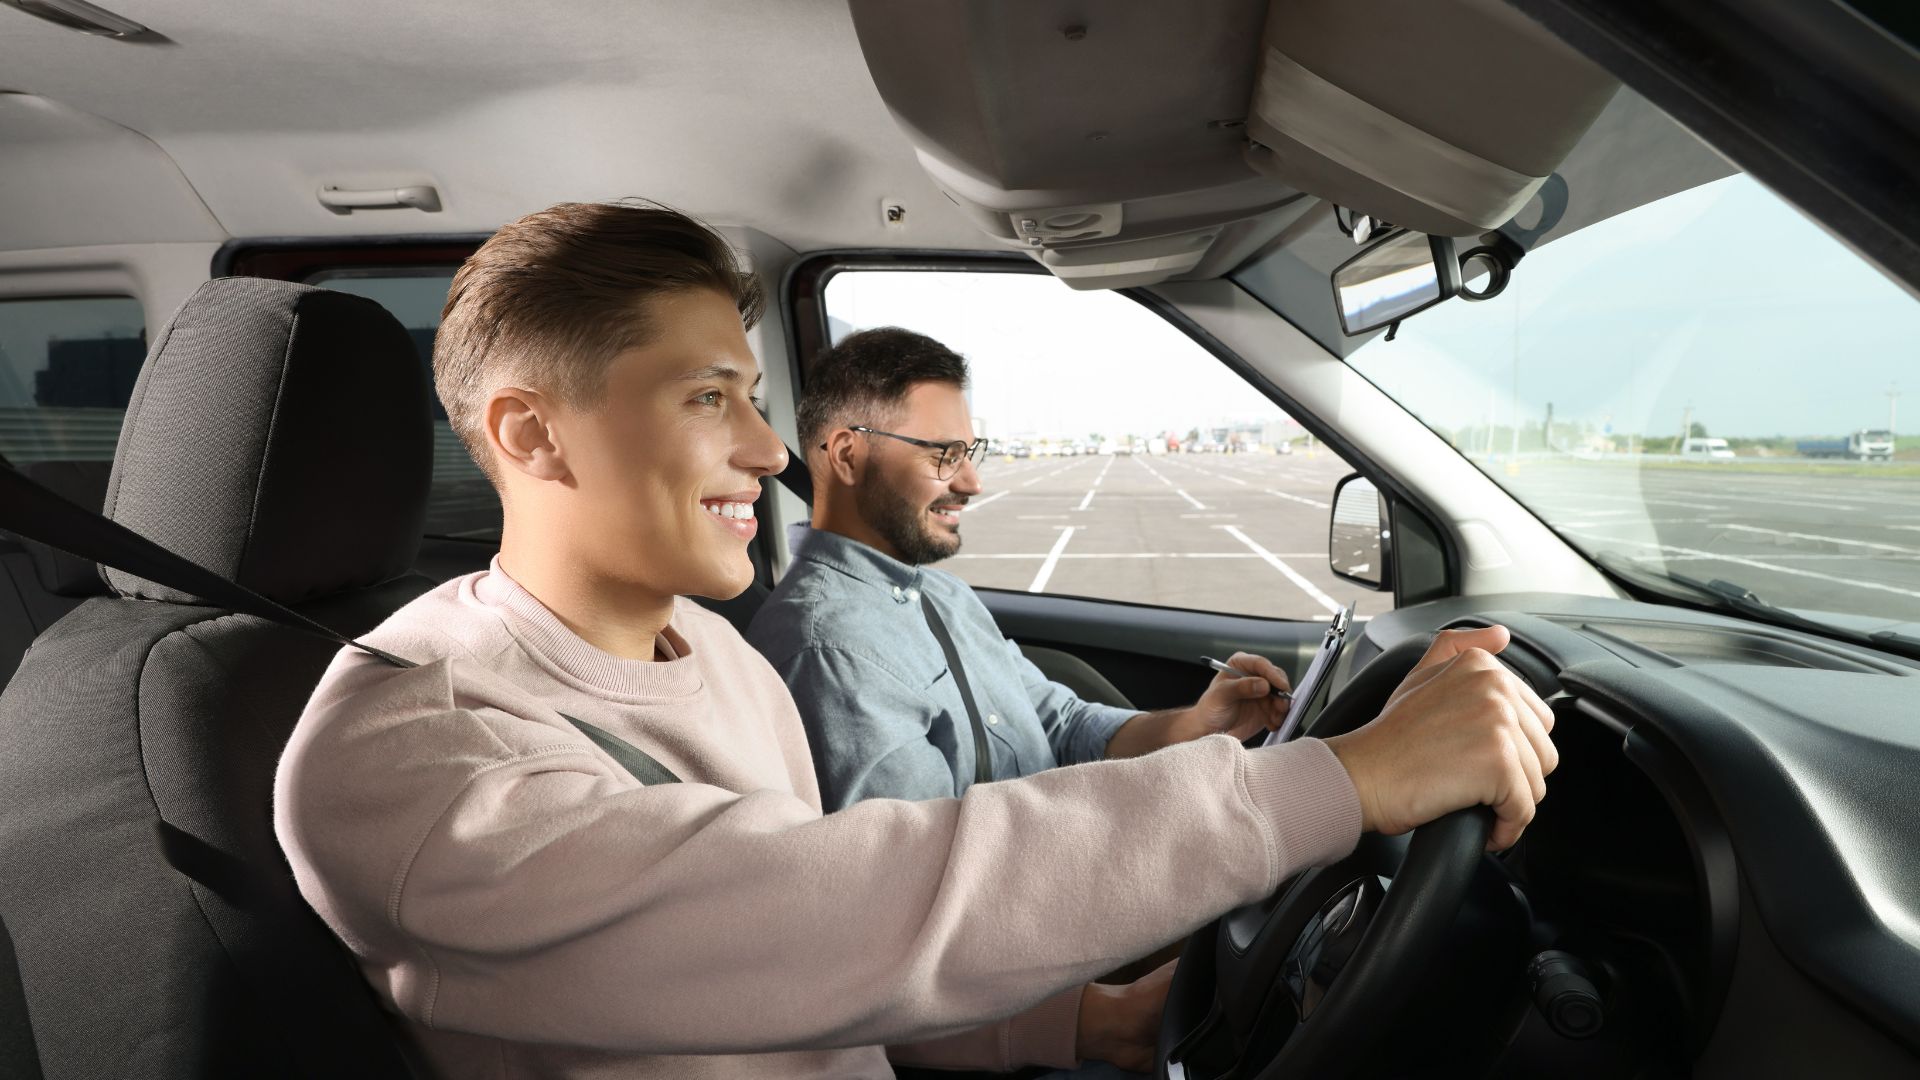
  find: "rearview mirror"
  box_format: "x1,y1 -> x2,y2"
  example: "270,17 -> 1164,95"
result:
1332,230 -> 1459,336
1329,473 -> 1391,590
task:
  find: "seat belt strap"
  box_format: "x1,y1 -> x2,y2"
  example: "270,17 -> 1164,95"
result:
919,591 -> 994,786
0,464 -> 679,785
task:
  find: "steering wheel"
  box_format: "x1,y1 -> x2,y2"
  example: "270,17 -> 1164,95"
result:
1156,636 -> 1497,1080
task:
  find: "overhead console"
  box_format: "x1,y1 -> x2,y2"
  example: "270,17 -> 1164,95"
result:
1244,0 -> 1619,236
850,0 -> 1620,291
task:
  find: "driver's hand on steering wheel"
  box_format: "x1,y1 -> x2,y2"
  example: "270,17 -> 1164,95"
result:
1322,625 -> 1557,851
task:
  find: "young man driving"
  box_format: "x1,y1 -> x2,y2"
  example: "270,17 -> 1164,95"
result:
275,201 -> 1559,1079
748,329 -> 1298,811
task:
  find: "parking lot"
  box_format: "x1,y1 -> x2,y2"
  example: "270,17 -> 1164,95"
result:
1505,460 -> 1920,624
950,451 -> 1920,628
952,451 -> 1385,621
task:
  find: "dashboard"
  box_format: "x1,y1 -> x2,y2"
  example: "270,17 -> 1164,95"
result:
1339,593 -> 1920,1076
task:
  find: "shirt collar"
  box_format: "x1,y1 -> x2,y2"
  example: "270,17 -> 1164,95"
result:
794,526 -> 927,605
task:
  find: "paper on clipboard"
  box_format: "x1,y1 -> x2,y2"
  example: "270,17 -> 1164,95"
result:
1264,601 -> 1357,746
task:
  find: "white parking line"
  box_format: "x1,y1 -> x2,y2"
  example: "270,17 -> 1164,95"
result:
1092,455 -> 1114,487
963,490 -> 1009,512
1176,489 -> 1207,510
1564,531 -> 1920,600
1724,523 -> 1920,555
1027,527 -> 1078,593
1137,457 -> 1173,486
1219,525 -> 1343,613
1075,489 -> 1096,511
1265,489 -> 1331,509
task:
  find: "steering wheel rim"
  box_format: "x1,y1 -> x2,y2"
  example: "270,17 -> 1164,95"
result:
1156,635 -> 1493,1080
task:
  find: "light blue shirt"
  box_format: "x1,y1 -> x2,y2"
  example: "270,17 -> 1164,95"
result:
747,528 -> 1137,811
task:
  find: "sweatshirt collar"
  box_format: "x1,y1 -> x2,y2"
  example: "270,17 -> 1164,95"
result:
473,557 -> 702,699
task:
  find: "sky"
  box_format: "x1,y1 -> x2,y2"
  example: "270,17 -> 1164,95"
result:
1330,175 -> 1916,441
829,174 -> 1918,443
826,272 -> 1295,440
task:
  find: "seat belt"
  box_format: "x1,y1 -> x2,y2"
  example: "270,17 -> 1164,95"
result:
775,450 -> 989,784
0,465 -> 680,787
918,593 -> 994,786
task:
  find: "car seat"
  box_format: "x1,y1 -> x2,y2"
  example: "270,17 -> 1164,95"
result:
0,278 -> 433,1078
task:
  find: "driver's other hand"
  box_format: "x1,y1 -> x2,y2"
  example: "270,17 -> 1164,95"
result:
1323,626 -> 1558,852
1073,960 -> 1176,1073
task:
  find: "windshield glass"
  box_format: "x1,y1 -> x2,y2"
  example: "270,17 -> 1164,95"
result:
1305,171 -> 1919,636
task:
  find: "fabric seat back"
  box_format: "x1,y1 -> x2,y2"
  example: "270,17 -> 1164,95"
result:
0,278 -> 435,1078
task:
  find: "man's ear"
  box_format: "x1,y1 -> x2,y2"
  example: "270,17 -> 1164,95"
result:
821,428 -> 866,487
485,387 -> 571,483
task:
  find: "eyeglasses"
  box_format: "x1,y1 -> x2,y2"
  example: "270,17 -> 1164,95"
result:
825,426 -> 988,480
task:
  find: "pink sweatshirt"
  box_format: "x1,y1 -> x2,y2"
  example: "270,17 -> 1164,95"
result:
274,563 -> 1362,1078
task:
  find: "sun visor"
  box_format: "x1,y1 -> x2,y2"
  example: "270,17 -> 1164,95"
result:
847,0 -> 1301,288
1243,0 -> 1618,236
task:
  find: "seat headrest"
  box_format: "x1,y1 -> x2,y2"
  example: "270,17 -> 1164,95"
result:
103,278 -> 433,605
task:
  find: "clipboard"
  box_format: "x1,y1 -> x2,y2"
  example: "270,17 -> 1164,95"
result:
1263,602 -> 1358,746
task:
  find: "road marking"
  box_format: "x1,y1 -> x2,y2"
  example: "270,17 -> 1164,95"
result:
963,490 -> 1009,512
1091,455 -> 1114,488
1181,513 -> 1238,519
1219,525 -> 1343,613
1027,527 -> 1078,593
1137,457 -> 1173,486
1265,489 -> 1332,509
1176,489 -> 1207,510
1563,531 -> 1920,601
1723,523 -> 1920,555
1075,488 -> 1096,511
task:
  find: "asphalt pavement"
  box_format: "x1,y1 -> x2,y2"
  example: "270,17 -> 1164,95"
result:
951,451 -> 1384,621
948,452 -> 1920,628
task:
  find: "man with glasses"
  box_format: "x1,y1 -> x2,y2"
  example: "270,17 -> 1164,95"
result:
747,328 -> 1294,812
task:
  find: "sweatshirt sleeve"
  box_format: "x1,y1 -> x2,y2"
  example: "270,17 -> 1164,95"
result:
887,986 -> 1084,1071
280,669 -> 1360,1058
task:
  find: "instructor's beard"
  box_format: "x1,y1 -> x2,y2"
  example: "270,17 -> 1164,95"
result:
857,463 -> 968,566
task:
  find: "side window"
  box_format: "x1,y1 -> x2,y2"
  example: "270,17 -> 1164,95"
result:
819,270 -> 1384,621
0,296 -> 146,468
306,270 -> 502,543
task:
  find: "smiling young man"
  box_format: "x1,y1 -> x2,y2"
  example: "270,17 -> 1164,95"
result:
748,329 -> 1297,811
275,201 -> 1559,1080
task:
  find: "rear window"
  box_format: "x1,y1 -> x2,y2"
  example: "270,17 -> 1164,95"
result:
306,269 -> 500,542
0,296 -> 146,466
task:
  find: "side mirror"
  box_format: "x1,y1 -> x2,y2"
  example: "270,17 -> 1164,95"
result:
1329,473 -> 1392,591
1332,230 -> 1458,336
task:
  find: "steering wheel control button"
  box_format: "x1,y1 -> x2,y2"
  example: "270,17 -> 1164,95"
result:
1528,950 -> 1605,1039
1282,875 -> 1388,1019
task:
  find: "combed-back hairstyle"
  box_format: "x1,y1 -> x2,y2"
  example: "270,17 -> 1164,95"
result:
796,327 -> 970,451
434,200 -> 764,480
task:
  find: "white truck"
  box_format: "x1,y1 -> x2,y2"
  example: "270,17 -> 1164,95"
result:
1796,429 -> 1895,461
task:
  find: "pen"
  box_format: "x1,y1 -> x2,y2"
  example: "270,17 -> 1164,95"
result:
1199,656 -> 1292,700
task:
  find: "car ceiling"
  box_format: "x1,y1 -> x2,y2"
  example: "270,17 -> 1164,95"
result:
0,0 -> 1734,301
0,0 -> 985,253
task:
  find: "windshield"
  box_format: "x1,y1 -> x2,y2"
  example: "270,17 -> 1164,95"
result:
1310,171 -> 1919,637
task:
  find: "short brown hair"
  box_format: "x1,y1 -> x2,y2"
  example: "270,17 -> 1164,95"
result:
797,327 -> 970,451
434,200 -> 764,478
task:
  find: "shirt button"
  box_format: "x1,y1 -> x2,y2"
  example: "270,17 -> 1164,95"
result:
906,588 -> 920,602
891,586 -> 903,599
987,714 -> 1000,725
